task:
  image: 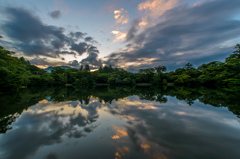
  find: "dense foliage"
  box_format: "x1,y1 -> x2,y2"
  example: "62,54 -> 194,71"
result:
1,44 -> 240,91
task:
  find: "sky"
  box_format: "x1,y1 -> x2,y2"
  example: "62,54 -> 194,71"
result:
0,0 -> 240,72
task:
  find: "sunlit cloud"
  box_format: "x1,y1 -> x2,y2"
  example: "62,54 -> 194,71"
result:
111,31 -> 127,42
114,10 -> 121,14
138,0 -> 179,26
105,0 -> 240,72
107,55 -> 158,71
173,52 -> 184,56
113,8 -> 129,24
139,21 -> 148,26
111,30 -> 120,34
138,0 -> 178,16
114,14 -> 120,19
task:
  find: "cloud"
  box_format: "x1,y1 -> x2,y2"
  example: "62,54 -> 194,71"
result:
0,99 -> 100,159
68,60 -> 80,67
111,30 -> 127,42
138,0 -> 178,16
111,31 -> 119,34
1,7 -> 100,61
87,45 -> 99,54
139,21 -> 148,26
30,57 -> 52,66
48,10 -> 61,19
1,7 -> 71,57
84,36 -> 99,44
114,8 -> 129,24
84,37 -> 93,42
70,42 -> 88,55
69,31 -> 86,39
105,0 -> 240,72
69,43 -> 102,68
57,51 -> 77,56
30,57 -> 68,67
125,19 -> 141,42
80,52 -> 102,69
138,0 -> 179,25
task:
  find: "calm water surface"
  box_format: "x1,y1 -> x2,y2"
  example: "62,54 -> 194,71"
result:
0,86 -> 240,159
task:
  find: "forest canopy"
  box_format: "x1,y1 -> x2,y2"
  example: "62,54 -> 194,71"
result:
1,44 -> 240,92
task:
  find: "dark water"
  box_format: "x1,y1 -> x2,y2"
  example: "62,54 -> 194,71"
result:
0,86 -> 240,159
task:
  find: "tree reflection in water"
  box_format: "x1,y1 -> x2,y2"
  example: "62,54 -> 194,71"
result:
0,86 -> 240,159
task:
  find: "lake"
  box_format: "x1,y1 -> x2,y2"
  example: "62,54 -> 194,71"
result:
0,86 -> 240,159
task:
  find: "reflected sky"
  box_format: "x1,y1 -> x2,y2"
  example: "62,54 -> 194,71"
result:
0,94 -> 240,159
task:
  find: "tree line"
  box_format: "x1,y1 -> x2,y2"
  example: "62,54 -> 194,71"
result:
1,44 -> 240,91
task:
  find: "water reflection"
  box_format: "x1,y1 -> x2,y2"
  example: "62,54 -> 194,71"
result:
0,86 -> 240,159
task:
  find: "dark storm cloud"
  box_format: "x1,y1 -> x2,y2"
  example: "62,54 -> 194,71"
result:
70,42 -> 88,55
68,60 -> 80,67
84,36 -> 94,42
88,45 -> 99,54
69,42 -> 101,67
1,7 -> 100,60
69,31 -> 86,39
80,52 -> 102,68
1,7 -> 72,57
48,10 -> 61,19
84,36 -> 99,45
125,19 -> 140,42
105,0 -> 240,71
56,50 -> 77,57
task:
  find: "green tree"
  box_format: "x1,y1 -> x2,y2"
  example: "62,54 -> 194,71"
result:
155,66 -> 167,75
226,44 -> 240,62
84,64 -> 90,72
184,63 -> 194,70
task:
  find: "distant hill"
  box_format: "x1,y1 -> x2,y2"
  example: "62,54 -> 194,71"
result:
44,66 -> 72,73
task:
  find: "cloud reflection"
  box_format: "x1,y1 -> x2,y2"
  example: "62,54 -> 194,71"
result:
0,99 -> 100,159
0,89 -> 240,159
111,125 -> 128,140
